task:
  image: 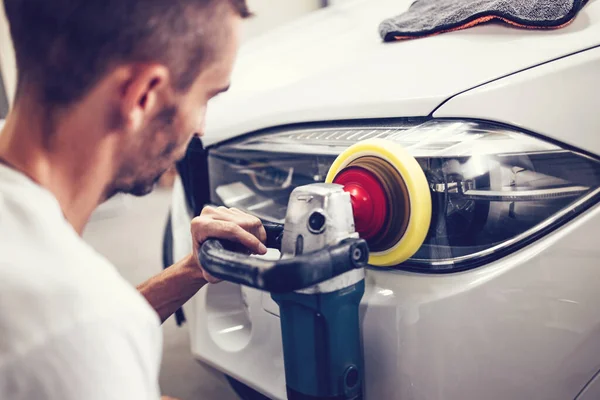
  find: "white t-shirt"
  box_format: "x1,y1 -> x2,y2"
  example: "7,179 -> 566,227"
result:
0,163 -> 162,399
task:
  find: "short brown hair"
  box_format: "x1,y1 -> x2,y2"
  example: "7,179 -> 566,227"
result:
3,0 -> 250,106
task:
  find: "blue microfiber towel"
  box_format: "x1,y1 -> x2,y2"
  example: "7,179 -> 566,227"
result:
379,0 -> 589,42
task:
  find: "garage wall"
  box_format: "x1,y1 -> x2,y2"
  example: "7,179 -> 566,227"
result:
0,0 -> 16,107
0,70 -> 7,118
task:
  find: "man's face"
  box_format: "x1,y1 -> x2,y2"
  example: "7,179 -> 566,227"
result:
111,13 -> 241,197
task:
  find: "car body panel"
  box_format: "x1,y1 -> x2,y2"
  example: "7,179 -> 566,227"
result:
202,0 -> 600,147
577,369 -> 600,400
434,45 -> 600,156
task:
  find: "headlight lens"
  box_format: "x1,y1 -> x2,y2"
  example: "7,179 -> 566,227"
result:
207,119 -> 600,272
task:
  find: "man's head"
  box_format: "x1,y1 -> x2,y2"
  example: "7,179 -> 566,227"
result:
4,0 -> 249,196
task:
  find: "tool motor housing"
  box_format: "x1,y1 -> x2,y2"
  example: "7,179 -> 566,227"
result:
280,183 -> 365,292
273,183 -> 365,400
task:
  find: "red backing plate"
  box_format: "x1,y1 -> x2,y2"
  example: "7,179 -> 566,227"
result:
333,167 -> 389,240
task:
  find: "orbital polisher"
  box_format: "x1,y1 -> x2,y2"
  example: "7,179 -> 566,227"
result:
200,139 -> 432,400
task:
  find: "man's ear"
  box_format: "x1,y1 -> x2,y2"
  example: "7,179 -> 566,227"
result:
120,64 -> 172,133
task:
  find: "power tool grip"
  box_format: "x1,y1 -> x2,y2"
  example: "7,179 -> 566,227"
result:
263,221 -> 284,251
199,238 -> 369,293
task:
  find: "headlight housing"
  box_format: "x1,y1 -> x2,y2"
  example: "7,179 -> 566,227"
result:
207,119 -> 600,272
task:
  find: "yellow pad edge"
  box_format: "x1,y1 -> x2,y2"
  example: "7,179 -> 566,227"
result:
326,139 -> 432,267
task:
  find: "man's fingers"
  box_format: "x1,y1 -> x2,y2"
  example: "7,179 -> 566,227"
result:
236,211 -> 267,245
192,218 -> 267,255
200,206 -> 268,245
254,223 -> 267,246
215,220 -> 267,254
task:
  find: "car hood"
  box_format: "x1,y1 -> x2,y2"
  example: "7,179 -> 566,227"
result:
203,0 -> 600,147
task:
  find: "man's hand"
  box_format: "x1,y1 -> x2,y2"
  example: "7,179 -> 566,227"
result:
191,206 -> 268,283
138,206 -> 267,323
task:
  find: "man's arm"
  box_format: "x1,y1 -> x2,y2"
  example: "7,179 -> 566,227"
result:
137,253 -> 205,324
138,206 -> 267,323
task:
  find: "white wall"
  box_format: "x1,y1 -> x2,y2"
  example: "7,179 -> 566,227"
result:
0,0 -> 321,106
0,0 -> 16,104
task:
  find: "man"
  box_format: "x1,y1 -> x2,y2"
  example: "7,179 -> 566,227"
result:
0,0 -> 267,398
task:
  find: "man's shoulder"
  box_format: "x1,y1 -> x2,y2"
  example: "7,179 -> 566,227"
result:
0,245 -> 159,354
0,208 -> 158,361
0,165 -> 159,364
0,166 -> 153,321
0,259 -> 162,400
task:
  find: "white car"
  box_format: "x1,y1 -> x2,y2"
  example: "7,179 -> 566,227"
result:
163,0 -> 600,398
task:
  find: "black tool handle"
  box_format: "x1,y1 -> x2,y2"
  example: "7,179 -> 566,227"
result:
262,221 -> 284,251
199,238 -> 369,293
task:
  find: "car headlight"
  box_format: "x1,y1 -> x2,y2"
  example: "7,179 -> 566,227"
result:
207,119 -> 600,272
